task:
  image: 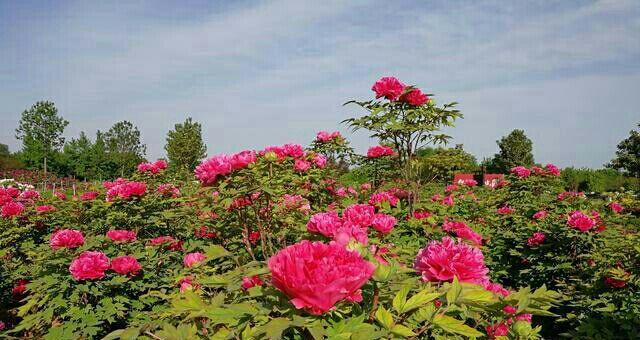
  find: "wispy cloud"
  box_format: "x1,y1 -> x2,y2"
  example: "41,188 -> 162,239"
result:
1,0 -> 638,167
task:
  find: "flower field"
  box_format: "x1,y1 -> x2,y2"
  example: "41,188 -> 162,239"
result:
1,78 -> 639,339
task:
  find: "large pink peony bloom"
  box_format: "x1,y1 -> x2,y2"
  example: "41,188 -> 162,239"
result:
510,166 -> 531,178
194,154 -> 233,185
50,229 -> 85,249
567,211 -> 596,232
1,201 -> 24,218
413,237 -> 489,284
343,204 -> 375,228
110,255 -> 142,276
294,159 -> 311,173
307,211 -> 343,237
400,88 -> 429,106
532,210 -> 548,220
106,230 -> 137,243
69,251 -> 110,281
371,213 -> 396,234
183,252 -> 207,267
106,181 -> 146,201
367,145 -> 395,158
371,77 -> 406,101
268,240 -> 375,315
230,150 -> 257,170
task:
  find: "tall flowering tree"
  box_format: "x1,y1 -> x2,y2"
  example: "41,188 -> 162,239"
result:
344,77 -> 462,166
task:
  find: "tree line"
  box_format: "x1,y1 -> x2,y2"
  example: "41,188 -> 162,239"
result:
4,101 -> 206,180
2,101 -> 638,183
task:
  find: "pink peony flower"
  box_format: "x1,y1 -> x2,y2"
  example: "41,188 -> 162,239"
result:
241,275 -> 264,290
11,279 -> 29,299
35,205 -> 56,213
411,209 -> 432,220
532,210 -> 548,220
307,211 -> 343,237
486,322 -> 509,338
230,150 -> 257,170
400,88 -> 428,106
148,236 -> 183,250
567,211 -> 596,232
137,159 -> 167,174
371,76 -> 406,101
110,256 -> 142,276
608,202 -> 624,214
156,183 -> 180,197
442,195 -> 454,206
371,213 -> 396,234
69,251 -> 110,281
106,230 -> 137,243
510,166 -> 531,178
194,154 -> 233,186
1,201 -> 24,218
367,145 -> 395,158
178,276 -> 199,292
50,229 -> 85,249
333,223 -> 369,245
316,131 -> 342,143
80,191 -> 99,201
294,159 -> 311,173
545,163 -> 560,176
503,305 -> 517,314
516,313 -> 533,323
54,191 -> 67,200
312,154 -> 327,168
19,189 -> 40,201
106,181 -> 146,201
442,220 -> 483,246
183,252 -> 207,268
368,191 -> 399,207
413,237 -> 489,284
527,232 -> 546,247
283,143 -> 305,158
497,205 -> 515,215
343,204 -> 375,228
268,240 -> 375,315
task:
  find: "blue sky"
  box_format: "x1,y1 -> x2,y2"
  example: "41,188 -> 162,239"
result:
1,0 -> 639,167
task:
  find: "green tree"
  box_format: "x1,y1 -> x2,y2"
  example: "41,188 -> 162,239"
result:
416,145 -> 478,182
0,143 -> 22,170
61,132 -> 94,179
104,121 -> 146,177
15,101 -> 69,174
164,117 -> 207,171
344,92 -> 461,167
489,129 -> 535,173
607,122 -> 640,179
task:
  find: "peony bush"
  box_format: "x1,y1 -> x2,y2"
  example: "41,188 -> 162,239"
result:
0,77 -> 637,339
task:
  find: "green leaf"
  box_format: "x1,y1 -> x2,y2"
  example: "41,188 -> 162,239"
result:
204,245 -> 230,260
432,314 -> 483,338
259,317 -> 292,339
375,306 -> 394,330
391,324 -> 416,337
402,290 -> 441,313
446,277 -> 462,305
392,285 -> 410,313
